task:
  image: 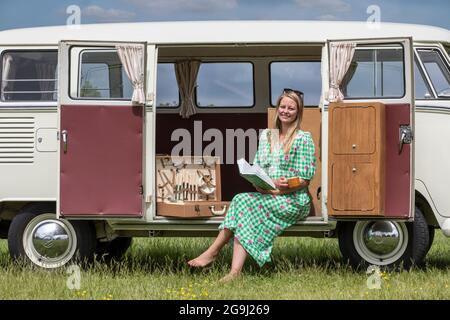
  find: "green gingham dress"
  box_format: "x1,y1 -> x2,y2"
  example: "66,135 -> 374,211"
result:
218,129 -> 316,267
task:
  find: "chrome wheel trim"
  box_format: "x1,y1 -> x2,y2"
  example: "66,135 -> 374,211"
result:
23,214 -> 77,268
353,220 -> 409,266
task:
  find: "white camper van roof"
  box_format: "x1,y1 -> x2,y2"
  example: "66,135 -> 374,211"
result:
0,20 -> 448,46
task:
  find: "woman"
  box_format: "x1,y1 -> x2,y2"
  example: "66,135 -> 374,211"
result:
188,89 -> 316,283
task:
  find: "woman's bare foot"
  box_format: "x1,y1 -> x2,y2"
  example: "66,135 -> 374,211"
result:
219,270 -> 241,283
187,251 -> 217,268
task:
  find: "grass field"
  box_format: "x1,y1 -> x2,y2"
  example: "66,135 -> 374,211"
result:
1,231 -> 450,300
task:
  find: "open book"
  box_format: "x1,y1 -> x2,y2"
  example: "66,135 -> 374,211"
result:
237,158 -> 276,190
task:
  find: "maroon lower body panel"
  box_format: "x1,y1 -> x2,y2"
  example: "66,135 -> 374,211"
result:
385,104 -> 411,218
60,105 -> 143,217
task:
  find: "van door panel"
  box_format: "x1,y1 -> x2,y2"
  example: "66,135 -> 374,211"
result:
325,38 -> 415,219
384,103 -> 411,218
57,41 -> 152,218
60,105 -> 143,216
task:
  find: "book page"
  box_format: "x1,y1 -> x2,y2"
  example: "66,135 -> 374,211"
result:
237,158 -> 276,190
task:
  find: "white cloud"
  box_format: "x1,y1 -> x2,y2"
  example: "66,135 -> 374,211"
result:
126,0 -> 239,13
83,5 -> 136,21
294,0 -> 351,13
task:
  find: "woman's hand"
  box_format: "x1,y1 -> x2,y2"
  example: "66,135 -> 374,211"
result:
254,185 -> 269,194
255,177 -> 306,196
254,185 -> 283,196
273,177 -> 289,190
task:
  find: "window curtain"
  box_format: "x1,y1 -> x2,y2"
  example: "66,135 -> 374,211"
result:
327,42 -> 356,103
341,61 -> 358,97
35,62 -> 57,101
116,45 -> 145,104
1,54 -> 13,100
175,60 -> 200,119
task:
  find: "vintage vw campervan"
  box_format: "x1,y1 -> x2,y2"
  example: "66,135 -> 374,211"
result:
0,21 -> 449,269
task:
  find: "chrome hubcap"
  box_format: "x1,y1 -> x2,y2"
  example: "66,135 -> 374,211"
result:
353,220 -> 408,266
23,214 -> 77,268
363,221 -> 401,255
32,221 -> 71,258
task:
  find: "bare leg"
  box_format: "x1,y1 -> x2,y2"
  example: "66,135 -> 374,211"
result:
188,228 -> 233,267
219,238 -> 248,283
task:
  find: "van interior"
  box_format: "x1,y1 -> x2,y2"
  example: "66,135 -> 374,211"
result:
154,44 -> 323,217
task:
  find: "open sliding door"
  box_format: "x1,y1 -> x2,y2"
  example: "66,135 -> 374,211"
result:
57,41 -> 156,218
324,37 -> 415,219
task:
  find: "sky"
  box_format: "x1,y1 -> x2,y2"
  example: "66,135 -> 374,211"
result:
0,0 -> 448,31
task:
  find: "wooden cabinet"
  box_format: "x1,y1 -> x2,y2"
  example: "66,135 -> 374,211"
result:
331,106 -> 376,155
328,102 -> 385,216
331,162 -> 375,211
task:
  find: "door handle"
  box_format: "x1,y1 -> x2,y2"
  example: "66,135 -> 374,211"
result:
61,130 -> 68,153
398,125 -> 412,154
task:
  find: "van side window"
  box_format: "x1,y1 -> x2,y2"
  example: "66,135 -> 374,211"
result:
0,51 -> 57,102
417,49 -> 450,98
414,57 -> 433,99
78,50 -> 133,99
156,63 -> 179,108
270,61 -> 321,107
341,46 -> 404,99
196,62 -> 254,108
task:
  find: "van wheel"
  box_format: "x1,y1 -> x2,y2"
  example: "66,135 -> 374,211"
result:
8,204 -> 96,269
427,226 -> 435,253
96,237 -> 132,261
338,207 -> 429,270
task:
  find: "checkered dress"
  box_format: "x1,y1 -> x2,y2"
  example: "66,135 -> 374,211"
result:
219,129 -> 316,267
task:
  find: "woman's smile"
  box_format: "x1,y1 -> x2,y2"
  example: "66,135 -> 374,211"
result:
277,97 -> 298,124
279,113 -> 292,120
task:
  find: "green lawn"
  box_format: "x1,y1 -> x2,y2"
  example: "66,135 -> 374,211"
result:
1,231 -> 450,300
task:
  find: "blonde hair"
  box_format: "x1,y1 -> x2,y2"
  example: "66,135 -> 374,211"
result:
269,91 -> 304,154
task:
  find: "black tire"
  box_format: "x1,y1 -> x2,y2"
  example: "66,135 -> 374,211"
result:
95,237 -> 132,261
338,206 -> 429,271
427,226 -> 435,253
8,203 -> 97,269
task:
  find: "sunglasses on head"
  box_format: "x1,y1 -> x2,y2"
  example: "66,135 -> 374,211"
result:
283,88 -> 304,99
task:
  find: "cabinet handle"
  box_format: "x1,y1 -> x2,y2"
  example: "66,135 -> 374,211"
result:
352,167 -> 357,173
209,205 -> 227,216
